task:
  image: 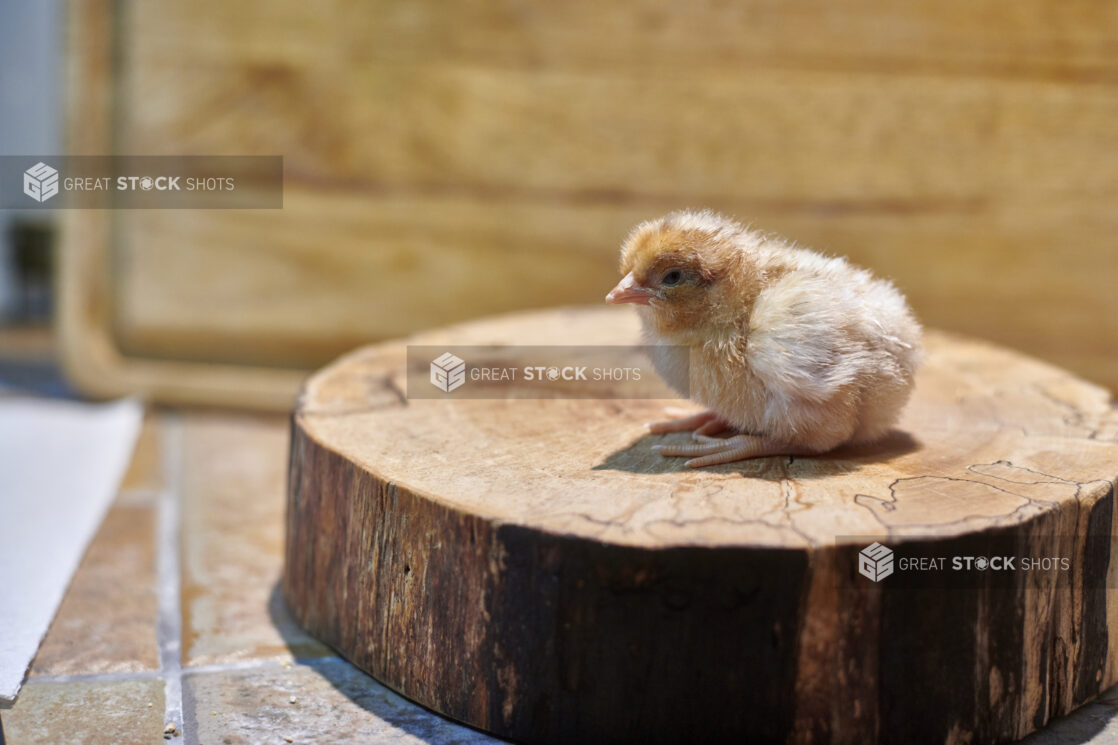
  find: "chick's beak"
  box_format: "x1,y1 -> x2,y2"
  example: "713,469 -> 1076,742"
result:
605,272 -> 655,305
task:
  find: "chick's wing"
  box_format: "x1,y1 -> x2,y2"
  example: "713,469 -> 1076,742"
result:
744,272 -> 874,405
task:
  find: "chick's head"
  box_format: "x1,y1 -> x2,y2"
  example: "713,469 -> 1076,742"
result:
606,211 -> 755,344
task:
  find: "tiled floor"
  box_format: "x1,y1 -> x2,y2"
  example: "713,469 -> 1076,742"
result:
1,406 -> 1117,744
1,409 -> 500,745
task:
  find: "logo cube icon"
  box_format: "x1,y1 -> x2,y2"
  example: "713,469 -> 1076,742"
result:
23,162 -> 59,203
858,542 -> 894,582
430,352 -> 466,393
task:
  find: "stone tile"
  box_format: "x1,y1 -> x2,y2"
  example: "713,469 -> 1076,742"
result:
183,660 -> 505,745
29,504 -> 159,676
2,679 -> 165,745
181,413 -> 331,666
119,409 -> 165,494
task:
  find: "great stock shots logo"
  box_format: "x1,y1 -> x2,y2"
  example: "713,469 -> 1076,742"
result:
430,352 -> 467,393
409,345 -> 688,399
23,162 -> 59,203
2,156 -> 284,209
858,542 -> 895,583
848,538 -> 1074,587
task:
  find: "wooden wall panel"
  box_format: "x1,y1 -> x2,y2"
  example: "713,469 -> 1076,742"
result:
60,0 -> 1118,406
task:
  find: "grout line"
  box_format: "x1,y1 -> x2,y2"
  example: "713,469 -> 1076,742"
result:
27,654 -> 348,686
182,656 -> 349,677
157,412 -> 185,739
27,669 -> 163,685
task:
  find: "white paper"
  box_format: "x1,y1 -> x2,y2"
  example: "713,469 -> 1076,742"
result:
0,396 -> 142,707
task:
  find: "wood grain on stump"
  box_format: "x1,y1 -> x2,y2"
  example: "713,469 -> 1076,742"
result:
284,306 -> 1118,745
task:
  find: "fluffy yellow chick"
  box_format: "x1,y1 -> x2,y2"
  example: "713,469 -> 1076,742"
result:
605,210 -> 922,467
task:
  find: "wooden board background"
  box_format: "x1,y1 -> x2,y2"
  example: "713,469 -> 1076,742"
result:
60,0 -> 1118,407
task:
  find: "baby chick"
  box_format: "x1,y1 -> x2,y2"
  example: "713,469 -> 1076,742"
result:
605,210 -> 921,467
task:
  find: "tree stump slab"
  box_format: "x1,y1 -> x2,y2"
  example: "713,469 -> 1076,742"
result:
284,306 -> 1118,745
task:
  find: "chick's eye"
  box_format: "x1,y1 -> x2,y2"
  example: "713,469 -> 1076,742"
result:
661,270 -> 683,287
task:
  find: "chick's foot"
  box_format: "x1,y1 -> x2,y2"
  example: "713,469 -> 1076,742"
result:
645,408 -> 732,435
652,434 -> 808,468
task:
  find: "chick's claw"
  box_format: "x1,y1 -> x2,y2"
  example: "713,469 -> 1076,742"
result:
652,435 -> 807,468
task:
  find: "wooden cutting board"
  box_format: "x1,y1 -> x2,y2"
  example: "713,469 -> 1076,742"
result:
283,305 -> 1118,744
60,0 -> 1118,410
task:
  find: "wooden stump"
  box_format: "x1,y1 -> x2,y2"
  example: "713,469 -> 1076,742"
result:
284,306 -> 1118,745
